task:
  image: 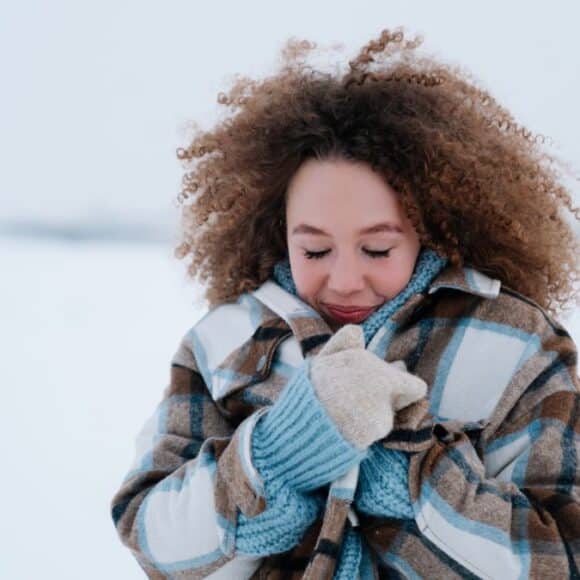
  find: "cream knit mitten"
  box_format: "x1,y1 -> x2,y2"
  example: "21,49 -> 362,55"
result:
309,325 -> 427,451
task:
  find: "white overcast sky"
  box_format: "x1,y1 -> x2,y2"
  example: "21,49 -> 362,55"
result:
1,0 -> 579,230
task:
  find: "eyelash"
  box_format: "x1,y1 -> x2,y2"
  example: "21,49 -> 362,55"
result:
303,249 -> 392,260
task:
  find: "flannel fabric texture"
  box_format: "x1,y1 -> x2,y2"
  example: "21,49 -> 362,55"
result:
111,254 -> 580,579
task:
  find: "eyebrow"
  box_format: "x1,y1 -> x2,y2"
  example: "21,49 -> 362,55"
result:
291,222 -> 404,236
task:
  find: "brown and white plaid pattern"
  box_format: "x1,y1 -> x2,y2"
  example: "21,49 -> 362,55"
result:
111,264 -> 580,579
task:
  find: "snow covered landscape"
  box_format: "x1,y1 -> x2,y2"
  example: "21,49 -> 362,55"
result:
0,237 -> 205,578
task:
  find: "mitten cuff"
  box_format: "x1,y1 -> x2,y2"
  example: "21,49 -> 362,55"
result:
251,358 -> 366,492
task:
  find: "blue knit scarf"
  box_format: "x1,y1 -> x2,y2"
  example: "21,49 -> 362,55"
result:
272,247 -> 448,344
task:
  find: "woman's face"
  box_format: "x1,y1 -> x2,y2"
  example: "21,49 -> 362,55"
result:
285,157 -> 421,330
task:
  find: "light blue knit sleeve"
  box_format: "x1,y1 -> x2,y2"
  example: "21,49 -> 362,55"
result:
235,475 -> 325,555
354,442 -> 414,519
235,358 -> 367,556
250,358 -> 366,491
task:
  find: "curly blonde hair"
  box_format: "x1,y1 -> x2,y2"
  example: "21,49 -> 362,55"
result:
174,28 -> 580,318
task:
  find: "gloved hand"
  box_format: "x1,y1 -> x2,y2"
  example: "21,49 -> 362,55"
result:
310,324 -> 427,451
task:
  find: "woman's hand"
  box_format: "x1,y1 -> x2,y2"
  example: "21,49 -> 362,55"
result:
309,324 -> 427,451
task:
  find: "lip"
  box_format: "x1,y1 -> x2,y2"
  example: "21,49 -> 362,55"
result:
324,303 -> 377,313
324,304 -> 377,322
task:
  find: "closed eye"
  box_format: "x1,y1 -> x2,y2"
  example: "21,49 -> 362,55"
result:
303,248 -> 391,260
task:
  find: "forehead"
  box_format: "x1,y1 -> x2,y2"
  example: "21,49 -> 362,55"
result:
285,158 -> 406,232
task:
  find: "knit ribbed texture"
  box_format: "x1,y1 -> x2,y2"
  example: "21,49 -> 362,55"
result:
333,526 -> 363,579
355,443 -> 414,519
237,360 -> 365,555
236,484 -> 324,556
273,247 -> 448,345
251,357 -> 366,492
358,538 -> 376,580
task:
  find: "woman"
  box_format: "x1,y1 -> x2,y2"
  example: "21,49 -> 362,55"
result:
111,28 -> 580,578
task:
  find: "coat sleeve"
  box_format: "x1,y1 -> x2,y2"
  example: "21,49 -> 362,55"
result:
408,324 -> 580,580
109,331 -> 362,578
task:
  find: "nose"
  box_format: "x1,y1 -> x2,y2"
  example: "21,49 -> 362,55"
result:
326,252 -> 367,294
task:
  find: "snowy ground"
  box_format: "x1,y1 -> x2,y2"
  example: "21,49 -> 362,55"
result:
0,238 -> 205,580
1,237 -> 579,580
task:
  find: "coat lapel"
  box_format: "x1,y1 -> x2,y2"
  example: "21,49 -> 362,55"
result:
252,280 -> 334,358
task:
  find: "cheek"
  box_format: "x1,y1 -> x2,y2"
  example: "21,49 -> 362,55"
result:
376,254 -> 417,295
290,259 -> 328,307
293,265 -> 319,297
379,270 -> 406,292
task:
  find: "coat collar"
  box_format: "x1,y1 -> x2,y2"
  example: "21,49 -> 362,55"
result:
427,263 -> 501,300
204,264 -> 501,404
252,263 -> 501,358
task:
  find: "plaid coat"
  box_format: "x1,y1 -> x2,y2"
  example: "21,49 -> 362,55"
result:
110,264 -> 580,579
